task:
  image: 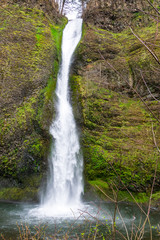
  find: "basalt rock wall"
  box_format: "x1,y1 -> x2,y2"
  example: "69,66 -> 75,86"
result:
0,1 -> 66,201
72,0 -> 160,203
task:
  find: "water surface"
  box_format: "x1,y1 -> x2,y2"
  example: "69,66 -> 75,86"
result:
1,201 -> 160,239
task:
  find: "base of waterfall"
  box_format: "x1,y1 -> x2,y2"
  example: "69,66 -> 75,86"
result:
1,201 -> 159,240
29,202 -> 86,218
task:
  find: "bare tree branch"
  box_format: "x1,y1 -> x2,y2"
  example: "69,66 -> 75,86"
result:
147,0 -> 160,16
139,70 -> 160,103
152,122 -> 160,154
130,27 -> 160,65
137,8 -> 160,19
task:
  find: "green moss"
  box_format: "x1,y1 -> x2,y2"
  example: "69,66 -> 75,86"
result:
50,18 -> 67,61
118,191 -> 149,203
0,187 -> 38,201
89,179 -> 150,203
74,18 -> 160,198
89,179 -> 109,191
0,4 -> 67,196
1,94 -> 38,136
152,192 -> 160,201
71,63 -> 159,195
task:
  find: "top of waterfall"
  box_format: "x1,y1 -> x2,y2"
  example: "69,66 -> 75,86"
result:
56,0 -> 83,20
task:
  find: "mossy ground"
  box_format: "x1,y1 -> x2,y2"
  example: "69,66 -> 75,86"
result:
0,175 -> 42,201
89,179 -> 160,205
72,16 -> 160,204
0,4 -> 66,200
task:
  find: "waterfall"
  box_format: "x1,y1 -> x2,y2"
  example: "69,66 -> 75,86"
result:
41,18 -> 83,215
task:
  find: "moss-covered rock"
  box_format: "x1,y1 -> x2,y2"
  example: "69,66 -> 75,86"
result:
83,0 -> 160,32
88,179 -> 160,205
72,13 -> 160,203
0,3 -> 66,200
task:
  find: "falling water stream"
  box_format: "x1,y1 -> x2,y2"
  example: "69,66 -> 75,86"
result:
36,0 -> 84,216
41,18 -> 83,215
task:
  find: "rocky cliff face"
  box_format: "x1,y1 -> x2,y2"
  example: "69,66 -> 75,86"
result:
84,0 -> 158,32
1,0 -> 59,21
0,1 -> 66,201
72,0 -> 160,202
